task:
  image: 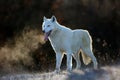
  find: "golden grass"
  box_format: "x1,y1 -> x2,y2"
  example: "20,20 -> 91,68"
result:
0,27 -> 45,74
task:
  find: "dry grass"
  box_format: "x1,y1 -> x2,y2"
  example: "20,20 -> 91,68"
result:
0,27 -> 45,74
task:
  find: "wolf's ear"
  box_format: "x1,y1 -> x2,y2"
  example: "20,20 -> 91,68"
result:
43,16 -> 47,22
51,15 -> 56,22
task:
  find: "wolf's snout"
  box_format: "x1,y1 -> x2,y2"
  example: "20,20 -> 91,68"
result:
42,30 -> 45,33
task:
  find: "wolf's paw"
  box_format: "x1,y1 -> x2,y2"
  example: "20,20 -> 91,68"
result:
54,69 -> 60,74
67,68 -> 72,73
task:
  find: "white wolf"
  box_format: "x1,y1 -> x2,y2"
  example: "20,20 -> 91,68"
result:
42,16 -> 98,72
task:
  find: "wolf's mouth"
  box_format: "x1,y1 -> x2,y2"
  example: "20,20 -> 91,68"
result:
44,30 -> 52,41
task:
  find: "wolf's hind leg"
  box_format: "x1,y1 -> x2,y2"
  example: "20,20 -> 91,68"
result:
82,47 -> 98,69
73,53 -> 81,69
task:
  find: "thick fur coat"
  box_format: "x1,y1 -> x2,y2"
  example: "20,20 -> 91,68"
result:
42,16 -> 98,72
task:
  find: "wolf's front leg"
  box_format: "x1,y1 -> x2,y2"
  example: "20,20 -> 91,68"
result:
67,53 -> 72,72
55,52 -> 63,73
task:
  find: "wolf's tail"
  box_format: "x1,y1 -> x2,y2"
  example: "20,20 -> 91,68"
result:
81,52 -> 91,65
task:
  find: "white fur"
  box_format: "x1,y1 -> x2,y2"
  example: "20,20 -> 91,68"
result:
42,16 -> 98,72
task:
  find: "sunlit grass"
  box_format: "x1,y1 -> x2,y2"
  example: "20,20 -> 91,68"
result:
0,27 -> 44,74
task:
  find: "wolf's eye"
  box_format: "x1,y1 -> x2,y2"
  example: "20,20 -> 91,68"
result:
47,25 -> 50,27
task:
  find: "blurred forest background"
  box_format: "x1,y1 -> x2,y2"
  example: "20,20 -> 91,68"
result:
0,0 -> 120,75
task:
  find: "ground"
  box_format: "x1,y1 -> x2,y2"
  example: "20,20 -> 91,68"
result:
1,65 -> 120,80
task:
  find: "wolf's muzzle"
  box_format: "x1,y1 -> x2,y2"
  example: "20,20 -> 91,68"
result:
42,30 -> 45,33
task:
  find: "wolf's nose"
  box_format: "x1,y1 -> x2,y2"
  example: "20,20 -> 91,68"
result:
42,30 -> 45,33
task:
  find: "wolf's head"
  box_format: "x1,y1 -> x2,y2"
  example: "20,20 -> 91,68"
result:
42,16 -> 57,41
